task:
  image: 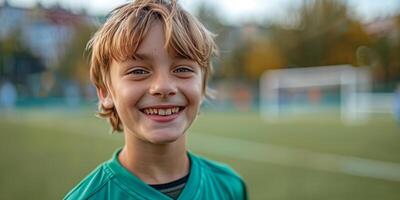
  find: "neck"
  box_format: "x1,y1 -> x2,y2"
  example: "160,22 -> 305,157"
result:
118,133 -> 189,185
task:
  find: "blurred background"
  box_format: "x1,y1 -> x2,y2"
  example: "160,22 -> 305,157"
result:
0,0 -> 399,199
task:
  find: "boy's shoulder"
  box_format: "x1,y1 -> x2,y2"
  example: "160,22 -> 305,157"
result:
64,151 -> 247,200
63,163 -> 115,200
189,152 -> 247,198
191,153 -> 242,180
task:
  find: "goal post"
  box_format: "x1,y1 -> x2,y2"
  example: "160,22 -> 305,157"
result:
259,65 -> 372,124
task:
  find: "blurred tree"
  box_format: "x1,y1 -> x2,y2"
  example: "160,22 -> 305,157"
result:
348,15 -> 400,91
195,2 -> 229,81
56,21 -> 96,94
0,30 -> 45,84
270,0 -> 371,67
220,40 -> 249,80
195,2 -> 223,35
392,15 -> 400,84
192,0 -> 398,92
325,19 -> 371,66
244,38 -> 285,80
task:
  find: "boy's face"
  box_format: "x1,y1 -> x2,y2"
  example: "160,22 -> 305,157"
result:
102,21 -> 203,144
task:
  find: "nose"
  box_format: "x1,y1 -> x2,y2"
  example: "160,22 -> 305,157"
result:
149,72 -> 177,98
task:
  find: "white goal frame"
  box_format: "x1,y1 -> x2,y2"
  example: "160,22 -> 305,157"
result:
259,65 -> 372,124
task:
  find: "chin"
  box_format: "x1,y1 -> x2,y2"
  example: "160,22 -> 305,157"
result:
146,130 -> 185,145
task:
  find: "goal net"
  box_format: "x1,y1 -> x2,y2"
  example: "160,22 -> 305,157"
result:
259,65 -> 371,124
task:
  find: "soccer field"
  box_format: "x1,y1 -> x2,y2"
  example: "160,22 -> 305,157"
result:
0,108 -> 399,200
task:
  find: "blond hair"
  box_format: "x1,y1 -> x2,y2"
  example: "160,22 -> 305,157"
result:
87,0 -> 218,132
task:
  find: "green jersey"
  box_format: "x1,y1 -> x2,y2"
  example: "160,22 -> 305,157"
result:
64,149 -> 247,200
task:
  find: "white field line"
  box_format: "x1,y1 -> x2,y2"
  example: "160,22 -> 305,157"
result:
188,133 -> 400,182
62,127 -> 400,183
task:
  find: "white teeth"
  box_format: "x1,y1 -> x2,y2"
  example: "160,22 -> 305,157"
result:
143,107 -> 181,116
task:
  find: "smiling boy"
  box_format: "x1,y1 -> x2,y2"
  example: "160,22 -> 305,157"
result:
64,0 -> 246,200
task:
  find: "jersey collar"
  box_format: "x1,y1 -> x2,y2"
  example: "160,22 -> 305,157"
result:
106,148 -> 202,200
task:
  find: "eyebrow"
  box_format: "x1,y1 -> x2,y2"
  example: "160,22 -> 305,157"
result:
131,52 -> 191,61
131,53 -> 152,61
174,54 -> 189,60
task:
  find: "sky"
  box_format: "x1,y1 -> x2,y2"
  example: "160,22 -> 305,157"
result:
3,0 -> 400,24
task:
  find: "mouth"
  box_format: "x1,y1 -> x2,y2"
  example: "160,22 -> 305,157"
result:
139,106 -> 185,116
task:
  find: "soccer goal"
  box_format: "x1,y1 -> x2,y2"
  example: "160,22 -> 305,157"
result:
259,65 -> 372,124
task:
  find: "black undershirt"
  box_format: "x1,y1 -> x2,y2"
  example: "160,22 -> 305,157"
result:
149,173 -> 189,200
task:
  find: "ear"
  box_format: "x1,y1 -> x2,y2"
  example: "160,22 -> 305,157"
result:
97,87 -> 114,109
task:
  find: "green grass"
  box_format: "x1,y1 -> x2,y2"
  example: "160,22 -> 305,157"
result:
0,109 -> 399,200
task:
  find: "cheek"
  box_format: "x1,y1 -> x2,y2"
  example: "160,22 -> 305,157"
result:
184,77 -> 203,105
115,83 -> 142,108
188,81 -> 203,124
